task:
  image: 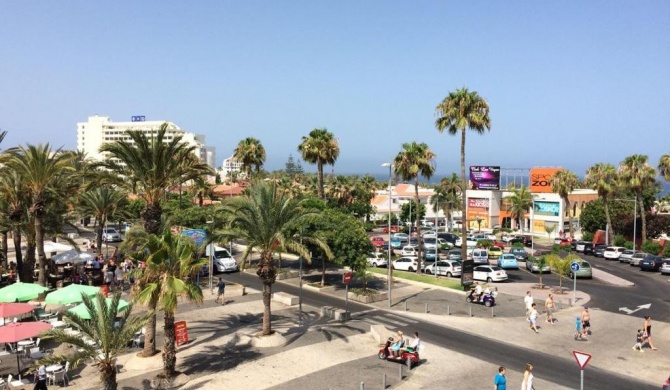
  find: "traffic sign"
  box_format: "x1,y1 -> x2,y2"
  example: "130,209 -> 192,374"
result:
572,350 -> 592,370
343,272 -> 353,285
570,263 -> 580,272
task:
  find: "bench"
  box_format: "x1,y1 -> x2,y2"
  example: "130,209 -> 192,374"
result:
370,324 -> 389,345
320,306 -> 350,322
272,292 -> 298,306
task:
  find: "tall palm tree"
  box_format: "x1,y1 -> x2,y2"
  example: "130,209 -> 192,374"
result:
505,186 -> 533,233
549,169 -> 579,238
619,154 -> 657,242
213,181 -> 331,335
585,163 -> 618,243
393,142 -> 435,273
435,88 -> 491,263
78,187 -> 130,255
39,292 -> 151,390
437,173 -> 462,231
233,137 -> 266,176
130,229 -> 205,379
659,154 -> 670,182
1,144 -> 74,285
99,124 -> 213,234
298,128 -> 340,200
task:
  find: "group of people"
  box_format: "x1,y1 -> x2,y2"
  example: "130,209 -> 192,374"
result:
494,363 -> 536,390
632,315 -> 658,352
387,330 -> 421,359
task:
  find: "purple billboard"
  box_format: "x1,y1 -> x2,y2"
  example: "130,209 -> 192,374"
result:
469,166 -> 501,190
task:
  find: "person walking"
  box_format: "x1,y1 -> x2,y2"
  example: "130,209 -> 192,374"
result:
493,366 -> 507,390
521,363 -> 534,390
581,306 -> 591,336
643,316 -> 658,350
215,277 -> 226,305
524,291 -> 534,315
34,364 -> 48,390
544,293 -> 556,324
632,329 -> 645,352
529,303 -> 539,333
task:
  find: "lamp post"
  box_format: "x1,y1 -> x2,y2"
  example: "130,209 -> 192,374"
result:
206,220 -> 215,295
382,162 -> 393,308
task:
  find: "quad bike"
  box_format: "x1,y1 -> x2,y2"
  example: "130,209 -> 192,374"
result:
466,289 -> 496,307
377,337 -> 420,368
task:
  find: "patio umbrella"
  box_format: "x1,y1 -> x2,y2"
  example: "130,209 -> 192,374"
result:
67,298 -> 129,320
45,284 -> 101,305
52,249 -> 95,265
0,282 -> 49,303
0,321 -> 52,374
0,303 -> 35,319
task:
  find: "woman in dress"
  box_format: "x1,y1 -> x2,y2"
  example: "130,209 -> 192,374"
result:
521,363 -> 534,390
643,316 -> 658,350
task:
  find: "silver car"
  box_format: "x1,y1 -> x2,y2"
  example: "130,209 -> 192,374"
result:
619,250 -> 636,263
661,259 -> 670,275
101,228 -> 122,242
629,252 -> 648,267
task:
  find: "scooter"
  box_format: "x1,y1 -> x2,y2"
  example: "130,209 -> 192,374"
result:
378,337 -> 420,368
466,289 -> 496,307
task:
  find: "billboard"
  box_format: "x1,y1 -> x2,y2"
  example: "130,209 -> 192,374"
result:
530,167 -> 562,193
181,229 -> 207,248
467,198 -> 490,229
469,166 -> 501,190
533,201 -> 560,217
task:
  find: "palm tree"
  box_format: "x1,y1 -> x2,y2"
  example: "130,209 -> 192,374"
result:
549,169 -> 579,239
78,187 -> 130,255
393,142 -> 435,273
130,229 -> 206,379
659,154 -> 670,182
233,137 -> 266,177
619,154 -> 657,242
213,180 -> 331,335
1,144 -> 74,285
435,88 -> 491,263
38,292 -> 151,390
99,124 -> 213,234
505,186 -> 533,233
436,173 -> 462,231
298,128 -> 340,200
584,163 -> 618,243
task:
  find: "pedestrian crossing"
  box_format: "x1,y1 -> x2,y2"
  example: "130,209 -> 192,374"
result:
354,310 -> 419,329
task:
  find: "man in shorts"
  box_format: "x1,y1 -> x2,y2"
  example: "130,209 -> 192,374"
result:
215,277 -> 226,305
581,306 -> 591,336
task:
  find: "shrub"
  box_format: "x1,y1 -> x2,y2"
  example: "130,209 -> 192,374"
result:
477,239 -> 493,249
581,232 -> 594,241
512,242 -> 524,248
552,244 -> 573,254
642,240 -> 662,255
363,222 -> 376,232
663,243 -> 670,257
624,241 -> 634,250
613,235 -> 627,247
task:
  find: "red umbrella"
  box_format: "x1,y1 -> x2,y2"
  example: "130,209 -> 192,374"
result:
0,321 -> 52,375
0,303 -> 36,319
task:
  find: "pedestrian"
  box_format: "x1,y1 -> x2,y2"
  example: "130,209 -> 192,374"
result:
524,291 -> 534,315
521,363 -> 534,390
581,306 -> 591,336
215,277 -> 226,305
34,364 -> 48,390
574,316 -> 583,340
632,329 -> 645,352
544,293 -> 556,324
643,316 -> 658,350
528,303 -> 539,333
493,366 -> 507,390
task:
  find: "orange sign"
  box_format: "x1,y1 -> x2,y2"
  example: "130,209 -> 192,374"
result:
175,321 -> 189,346
529,167 -> 562,193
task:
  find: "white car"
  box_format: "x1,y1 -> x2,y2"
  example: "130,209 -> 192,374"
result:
101,228 -> 122,242
205,246 -> 238,273
473,265 -> 508,283
423,260 -> 462,277
422,231 -> 437,239
603,246 -> 625,260
392,257 -> 419,272
455,237 -> 478,248
629,252 -> 648,267
366,252 -> 388,268
422,238 -> 448,250
618,250 -> 636,263
393,233 -> 409,241
401,246 -> 418,256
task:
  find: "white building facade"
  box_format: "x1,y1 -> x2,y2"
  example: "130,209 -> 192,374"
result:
216,155 -> 244,180
76,115 -> 215,168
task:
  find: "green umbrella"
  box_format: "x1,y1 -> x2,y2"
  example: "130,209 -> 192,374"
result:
0,282 -> 49,303
67,298 -> 129,319
44,284 -> 101,305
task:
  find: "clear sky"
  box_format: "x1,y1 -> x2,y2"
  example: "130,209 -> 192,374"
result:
1,1 -> 668,178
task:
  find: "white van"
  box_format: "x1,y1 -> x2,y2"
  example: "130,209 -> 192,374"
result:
205,246 -> 238,273
472,248 -> 489,265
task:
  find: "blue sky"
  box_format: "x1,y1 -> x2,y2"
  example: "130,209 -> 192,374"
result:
1,1 -> 668,178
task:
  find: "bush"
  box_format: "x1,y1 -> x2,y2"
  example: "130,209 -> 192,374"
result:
624,241 -> 634,250
512,242 -> 524,248
552,244 -> 573,254
363,222 -> 375,232
613,235 -> 627,247
581,232 -> 594,241
642,240 -> 662,255
663,244 -> 670,257
477,239 -> 493,249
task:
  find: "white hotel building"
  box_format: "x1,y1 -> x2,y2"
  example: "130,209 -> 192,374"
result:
76,115 -> 216,168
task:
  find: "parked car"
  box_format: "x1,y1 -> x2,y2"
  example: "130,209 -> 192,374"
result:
455,236 -> 477,248
603,246 -> 625,260
447,249 -> 463,261
502,234 -> 518,243
423,248 -> 439,262
497,254 -> 519,269
390,237 -> 404,249
488,247 -> 503,259
575,241 -> 588,252
366,252 -> 388,268
422,230 -> 437,239
492,240 -> 506,249
639,255 -> 663,271
393,233 -> 409,242
575,241 -> 594,254
437,233 -> 458,246
423,260 -> 462,277
392,257 -> 419,272
371,236 -> 386,248
382,225 -> 401,233
101,228 -> 122,242
593,244 -> 607,257
526,256 -> 551,273
629,252 -> 647,267
473,265 -> 508,283
510,247 -> 528,261
423,238 -> 448,250
205,246 -> 238,273
401,246 -> 418,256
472,248 -> 489,265
408,238 -> 420,248
660,259 -> 670,275
569,260 -> 592,279
619,249 -> 636,263
508,236 -> 533,247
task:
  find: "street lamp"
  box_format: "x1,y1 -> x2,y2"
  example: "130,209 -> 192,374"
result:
382,162 -> 393,308
206,220 -> 215,295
